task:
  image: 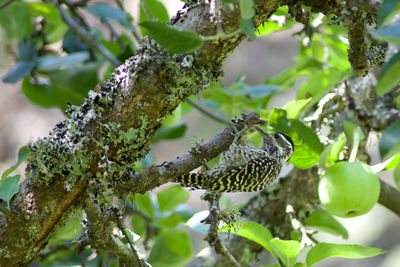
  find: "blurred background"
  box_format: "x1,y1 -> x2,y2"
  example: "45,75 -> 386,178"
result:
0,1 -> 399,266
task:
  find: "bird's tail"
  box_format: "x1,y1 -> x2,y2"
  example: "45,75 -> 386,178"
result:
174,173 -> 205,189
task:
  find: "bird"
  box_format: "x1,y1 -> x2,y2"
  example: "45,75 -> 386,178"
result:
174,126 -> 294,192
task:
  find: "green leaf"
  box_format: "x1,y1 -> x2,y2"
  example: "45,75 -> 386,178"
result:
134,192 -> 155,218
201,83 -> 233,105
291,120 -> 323,154
121,228 -> 140,244
157,185 -> 190,213
289,120 -> 323,169
323,30 -> 351,71
343,121 -> 365,162
131,214 -> 146,236
173,205 -> 196,222
139,0 -> 170,36
256,21 -> 284,37
220,221 -> 275,258
1,146 -> 31,180
36,52 -> 90,72
85,3 -> 133,30
0,175 -> 20,209
383,152 -> 400,170
256,12 -> 295,37
373,23 -> 400,44
2,38 -> 36,83
305,208 -> 348,239
284,99 -> 312,119
377,0 -> 400,28
186,210 -> 210,233
47,211 -> 83,246
268,108 -> 292,133
48,63 -> 99,111
151,123 -> 187,143
240,18 -> 257,39
237,85 -> 279,97
270,238 -> 302,267
376,52 -> 400,96
62,30 -> 89,53
0,2 -> 33,40
147,235 -> 191,267
157,213 -> 183,228
239,0 -> 254,19
266,58 -> 323,90
2,62 -> 35,83
379,120 -> 400,160
21,78 -> 57,108
140,21 -> 203,54
238,0 -> 257,39
163,229 -> 192,257
290,143 -> 321,169
296,67 -> 347,107
28,2 -> 68,43
306,243 -> 386,267
162,105 -> 182,127
268,109 -> 323,168
319,133 -> 347,168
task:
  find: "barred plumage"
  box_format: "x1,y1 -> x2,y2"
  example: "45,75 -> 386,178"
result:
175,126 -> 294,192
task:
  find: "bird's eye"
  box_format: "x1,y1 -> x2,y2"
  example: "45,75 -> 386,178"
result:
275,134 -> 280,139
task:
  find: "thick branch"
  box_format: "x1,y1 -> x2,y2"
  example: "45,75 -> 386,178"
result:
0,1 -> 283,265
116,112 -> 264,194
379,179 -> 400,217
84,199 -> 146,266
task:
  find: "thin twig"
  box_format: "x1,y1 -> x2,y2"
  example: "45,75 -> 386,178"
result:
0,205 -> 15,218
84,199 -> 138,265
379,179 -> 400,217
0,0 -> 14,9
112,0 -> 142,43
119,112 -> 265,195
202,191 -> 241,267
186,98 -> 230,125
60,0 -> 91,30
37,240 -> 73,260
51,0 -> 121,66
105,20 -> 126,50
115,214 -> 147,267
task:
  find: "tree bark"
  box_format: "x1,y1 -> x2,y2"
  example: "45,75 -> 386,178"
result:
0,1 -> 284,265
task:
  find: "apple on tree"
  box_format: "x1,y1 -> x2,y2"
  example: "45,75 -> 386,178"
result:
318,161 -> 381,218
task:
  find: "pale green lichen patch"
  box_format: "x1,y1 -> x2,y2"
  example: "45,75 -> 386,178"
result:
25,33 -> 221,200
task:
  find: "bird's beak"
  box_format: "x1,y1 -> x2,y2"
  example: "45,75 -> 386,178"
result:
254,126 -> 272,140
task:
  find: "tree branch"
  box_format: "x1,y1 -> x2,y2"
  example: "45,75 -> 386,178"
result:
116,112 -> 265,195
83,199 -> 145,266
379,179 -> 400,217
202,191 -> 241,266
186,98 -> 230,125
52,0 -> 121,66
0,2 -> 284,265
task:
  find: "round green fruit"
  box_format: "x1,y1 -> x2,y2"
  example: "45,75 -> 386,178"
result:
318,161 -> 381,218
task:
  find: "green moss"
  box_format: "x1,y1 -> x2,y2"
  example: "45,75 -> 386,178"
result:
25,32 -> 220,203
27,226 -> 39,236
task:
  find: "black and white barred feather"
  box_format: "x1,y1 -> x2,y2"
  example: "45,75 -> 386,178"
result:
175,127 -> 294,192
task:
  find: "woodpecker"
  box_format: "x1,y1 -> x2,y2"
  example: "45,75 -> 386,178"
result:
175,126 -> 294,192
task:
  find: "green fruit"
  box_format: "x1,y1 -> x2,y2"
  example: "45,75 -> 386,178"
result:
318,161 -> 381,218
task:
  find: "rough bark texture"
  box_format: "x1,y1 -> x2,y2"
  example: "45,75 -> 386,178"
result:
0,1 -> 284,265
1,0 -> 398,266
